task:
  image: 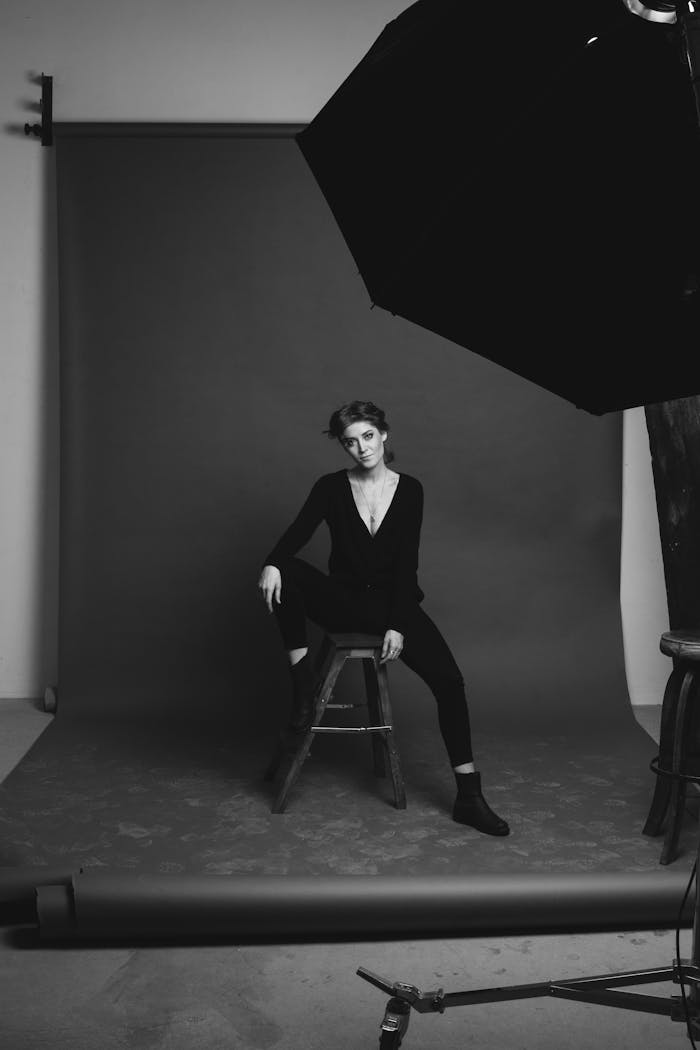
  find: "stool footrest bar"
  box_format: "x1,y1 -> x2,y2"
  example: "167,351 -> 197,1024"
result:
649,756 -> 700,784
311,725 -> 392,733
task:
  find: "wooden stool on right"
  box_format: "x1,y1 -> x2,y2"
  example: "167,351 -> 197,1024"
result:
643,629 -> 700,865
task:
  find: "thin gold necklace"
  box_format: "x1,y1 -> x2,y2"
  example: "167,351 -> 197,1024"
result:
353,467 -> 388,535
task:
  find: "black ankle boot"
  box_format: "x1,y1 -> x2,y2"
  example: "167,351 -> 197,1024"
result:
453,771 -> 510,836
287,653 -> 317,734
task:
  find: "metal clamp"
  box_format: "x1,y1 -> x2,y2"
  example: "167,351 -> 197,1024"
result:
24,73 -> 53,146
431,988 -> 446,1014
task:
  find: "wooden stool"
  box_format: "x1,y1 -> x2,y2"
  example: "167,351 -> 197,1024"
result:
643,629 -> 700,865
264,632 -> 407,814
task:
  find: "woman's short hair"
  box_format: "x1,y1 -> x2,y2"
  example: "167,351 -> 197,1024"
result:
323,400 -> 395,464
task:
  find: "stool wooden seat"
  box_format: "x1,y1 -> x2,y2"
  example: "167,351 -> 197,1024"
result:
643,629 -> 700,864
264,632 -> 407,814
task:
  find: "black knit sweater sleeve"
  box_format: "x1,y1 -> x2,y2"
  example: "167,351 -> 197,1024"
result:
386,478 -> 424,636
261,475 -> 328,572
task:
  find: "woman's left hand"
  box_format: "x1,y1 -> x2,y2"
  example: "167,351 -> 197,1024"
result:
380,629 -> 404,664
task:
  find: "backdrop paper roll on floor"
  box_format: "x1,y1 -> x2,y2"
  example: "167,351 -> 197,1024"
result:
36,871 -> 696,943
34,883 -> 76,938
0,865 -> 77,903
0,866 -> 78,926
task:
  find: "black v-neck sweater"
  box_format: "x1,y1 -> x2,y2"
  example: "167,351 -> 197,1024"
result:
262,469 -> 425,635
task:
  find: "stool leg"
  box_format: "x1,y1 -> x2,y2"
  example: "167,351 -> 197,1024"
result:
363,657 -> 386,777
661,669 -> 695,865
375,658 -> 407,810
264,723 -> 309,782
314,634 -> 333,678
271,650 -> 345,814
270,730 -> 316,814
643,667 -> 683,836
264,637 -> 334,784
263,740 -> 286,782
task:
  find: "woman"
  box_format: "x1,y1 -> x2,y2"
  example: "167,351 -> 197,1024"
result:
258,400 -> 509,836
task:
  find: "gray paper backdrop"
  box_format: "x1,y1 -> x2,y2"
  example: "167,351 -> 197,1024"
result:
54,127 -> 628,737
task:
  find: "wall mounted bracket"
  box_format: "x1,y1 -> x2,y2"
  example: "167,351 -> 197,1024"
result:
24,73 -> 53,146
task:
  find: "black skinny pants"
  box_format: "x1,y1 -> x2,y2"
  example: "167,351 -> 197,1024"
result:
271,557 -> 473,766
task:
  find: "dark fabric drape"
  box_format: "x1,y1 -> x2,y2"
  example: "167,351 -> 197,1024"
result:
54,126 -> 630,735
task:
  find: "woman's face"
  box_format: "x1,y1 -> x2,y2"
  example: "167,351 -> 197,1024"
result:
340,421 -> 387,469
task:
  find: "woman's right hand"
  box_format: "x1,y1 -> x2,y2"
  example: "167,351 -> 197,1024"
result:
258,564 -> 282,612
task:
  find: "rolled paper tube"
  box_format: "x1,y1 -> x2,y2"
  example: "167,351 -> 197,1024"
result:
36,871 -> 697,943
35,883 -> 76,938
0,866 -> 78,902
0,866 -> 79,925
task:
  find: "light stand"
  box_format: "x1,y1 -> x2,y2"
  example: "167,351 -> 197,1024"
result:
356,7 -> 700,1044
357,817 -> 698,1048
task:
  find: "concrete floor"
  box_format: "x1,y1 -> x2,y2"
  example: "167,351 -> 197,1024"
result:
0,700 -> 696,1050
